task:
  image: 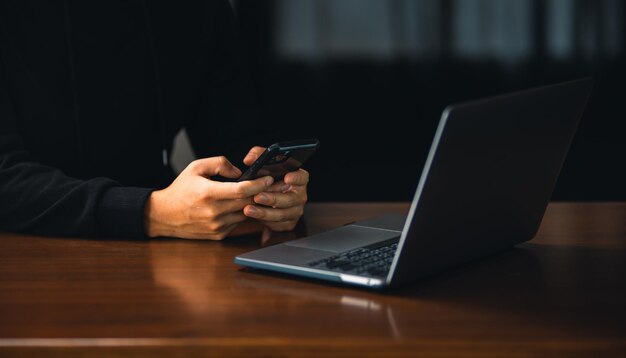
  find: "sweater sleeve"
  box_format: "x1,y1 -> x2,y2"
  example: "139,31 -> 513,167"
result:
0,82 -> 152,239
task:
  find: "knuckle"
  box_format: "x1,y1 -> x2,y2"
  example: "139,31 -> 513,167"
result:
204,207 -> 218,220
208,233 -> 227,241
195,186 -> 207,199
277,211 -> 289,222
187,159 -> 200,172
216,156 -> 229,166
278,194 -> 292,207
204,185 -> 220,200
196,190 -> 208,202
265,193 -> 277,206
206,221 -> 223,233
234,186 -> 248,199
216,230 -> 227,240
248,206 -> 264,218
292,170 -> 309,184
240,197 -> 254,207
294,173 -> 305,184
285,195 -> 296,207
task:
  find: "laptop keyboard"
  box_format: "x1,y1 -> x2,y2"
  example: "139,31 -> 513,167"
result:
307,238 -> 399,278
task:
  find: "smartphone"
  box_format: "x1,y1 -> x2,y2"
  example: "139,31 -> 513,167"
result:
238,139 -> 320,182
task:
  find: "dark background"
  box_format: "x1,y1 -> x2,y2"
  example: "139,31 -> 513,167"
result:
231,0 -> 625,202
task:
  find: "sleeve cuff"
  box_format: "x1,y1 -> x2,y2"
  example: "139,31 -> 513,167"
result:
97,186 -> 154,239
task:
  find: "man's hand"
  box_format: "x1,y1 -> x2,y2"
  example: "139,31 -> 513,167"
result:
241,146 -> 309,232
144,156 -> 273,240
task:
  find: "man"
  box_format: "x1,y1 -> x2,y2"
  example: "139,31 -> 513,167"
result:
0,1 -> 308,240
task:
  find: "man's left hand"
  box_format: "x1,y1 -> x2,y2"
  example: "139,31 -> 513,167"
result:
241,146 -> 309,232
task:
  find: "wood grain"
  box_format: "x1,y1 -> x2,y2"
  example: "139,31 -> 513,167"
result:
1,202 -> 625,357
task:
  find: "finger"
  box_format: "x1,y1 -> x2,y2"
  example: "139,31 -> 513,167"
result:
216,212 -> 249,230
243,146 -> 266,166
199,197 -> 254,213
188,156 -> 242,179
218,222 -> 241,239
254,191 -> 305,209
179,218 -> 242,241
284,169 -> 309,186
201,212 -> 248,238
261,226 -> 273,245
204,222 -> 241,241
265,180 -> 292,193
210,176 -> 274,200
243,204 -> 303,222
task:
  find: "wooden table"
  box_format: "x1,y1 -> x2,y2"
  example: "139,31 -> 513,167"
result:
0,202 -> 625,357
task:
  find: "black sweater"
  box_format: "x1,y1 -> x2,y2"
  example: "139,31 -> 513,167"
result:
0,1 -> 267,239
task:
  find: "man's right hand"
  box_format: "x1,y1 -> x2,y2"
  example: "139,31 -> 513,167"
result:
143,156 -> 273,240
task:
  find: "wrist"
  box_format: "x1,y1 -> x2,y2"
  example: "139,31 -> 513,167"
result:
144,190 -> 165,238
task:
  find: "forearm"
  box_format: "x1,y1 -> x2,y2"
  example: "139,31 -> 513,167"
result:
0,137 -> 152,238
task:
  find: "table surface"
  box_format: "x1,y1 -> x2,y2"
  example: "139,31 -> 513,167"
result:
1,202 -> 625,357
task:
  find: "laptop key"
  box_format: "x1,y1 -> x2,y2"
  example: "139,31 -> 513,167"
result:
308,240 -> 399,278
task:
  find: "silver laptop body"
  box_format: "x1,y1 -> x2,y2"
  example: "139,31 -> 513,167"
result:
234,78 -> 593,289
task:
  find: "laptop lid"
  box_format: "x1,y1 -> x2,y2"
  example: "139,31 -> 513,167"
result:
386,78 -> 593,287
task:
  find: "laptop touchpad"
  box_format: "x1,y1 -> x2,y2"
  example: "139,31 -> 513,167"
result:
286,225 -> 400,253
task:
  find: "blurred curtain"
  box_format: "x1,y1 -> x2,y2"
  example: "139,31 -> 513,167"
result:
274,0 -> 624,63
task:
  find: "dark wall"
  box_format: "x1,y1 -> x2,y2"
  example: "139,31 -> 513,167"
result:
235,0 -> 626,202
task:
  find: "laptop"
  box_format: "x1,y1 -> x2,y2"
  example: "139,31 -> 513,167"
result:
234,78 -> 593,289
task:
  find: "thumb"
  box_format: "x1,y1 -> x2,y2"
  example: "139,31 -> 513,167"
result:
187,156 -> 242,178
243,146 -> 267,166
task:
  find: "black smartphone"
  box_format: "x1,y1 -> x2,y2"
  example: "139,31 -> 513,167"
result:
237,139 -> 320,182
